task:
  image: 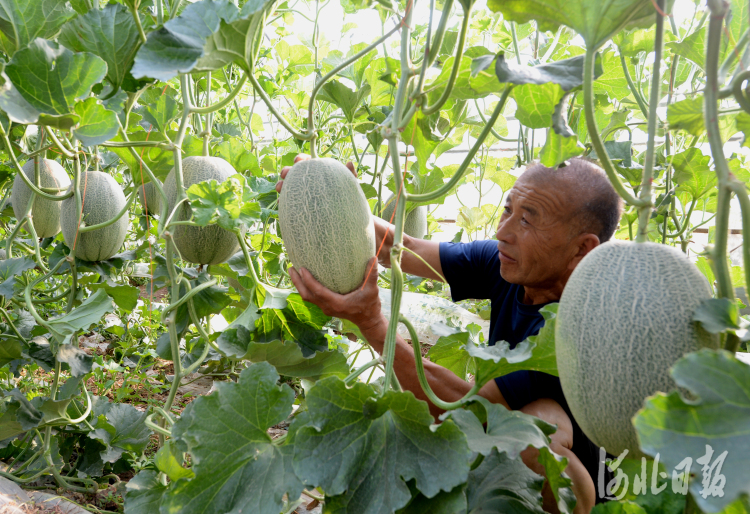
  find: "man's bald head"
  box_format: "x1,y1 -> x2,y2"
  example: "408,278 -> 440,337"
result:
522,158 -> 624,243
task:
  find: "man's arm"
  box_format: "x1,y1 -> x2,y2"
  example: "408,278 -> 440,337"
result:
289,257 -> 506,418
373,217 -> 444,282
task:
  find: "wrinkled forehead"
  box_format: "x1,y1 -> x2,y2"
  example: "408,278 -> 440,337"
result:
507,168 -> 579,218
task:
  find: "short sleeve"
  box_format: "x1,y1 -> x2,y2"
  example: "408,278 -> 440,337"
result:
439,240 -> 501,302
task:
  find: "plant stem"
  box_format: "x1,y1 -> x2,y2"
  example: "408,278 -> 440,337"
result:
248,72 -> 312,141
78,191 -> 136,233
191,73 -> 248,115
635,0 -> 665,243
426,0 -> 453,66
401,314 -> 479,409
421,6 -> 471,115
620,52 -> 650,119
584,47 -> 649,207
705,1 -> 735,305
511,22 -> 522,65
409,88 -> 512,203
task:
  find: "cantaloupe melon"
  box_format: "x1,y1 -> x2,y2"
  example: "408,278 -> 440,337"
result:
163,156 -> 240,265
380,194 -> 428,239
555,241 -> 720,457
61,171 -> 129,262
278,158 -> 376,294
138,180 -> 162,216
11,159 -> 71,238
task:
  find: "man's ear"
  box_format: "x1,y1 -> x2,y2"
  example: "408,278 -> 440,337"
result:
568,233 -> 600,271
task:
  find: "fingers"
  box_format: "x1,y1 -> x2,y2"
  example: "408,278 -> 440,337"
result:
289,267 -> 312,300
346,161 -> 356,177
277,154 -> 311,193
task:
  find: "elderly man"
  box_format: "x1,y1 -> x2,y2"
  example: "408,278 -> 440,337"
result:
277,156 -> 623,513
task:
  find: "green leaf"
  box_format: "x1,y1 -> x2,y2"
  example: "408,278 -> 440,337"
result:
155,441 -> 194,481
90,400 -> 152,458
47,289 -> 115,344
0,257 -> 36,299
56,345 -> 93,377
58,3 -> 141,90
0,0 -> 75,56
672,148 -> 716,200
186,175 -> 261,232
213,137 -> 260,175
124,470 -> 168,514
694,298 -> 748,340
634,349 -> 750,512
0,338 -> 22,367
139,94 -> 179,134
163,363 -> 303,514
442,396 -> 555,459
397,485 -> 467,514
666,28 -> 705,69
486,0 -> 656,50
667,96 -> 704,136
131,0 -> 240,81
245,340 -> 349,379
428,332 -> 475,380
495,53 -> 593,91
131,0 -> 276,80
614,27 -> 666,57
466,448 -> 545,513
539,130 -> 585,168
72,98 -> 119,146
470,304 -> 560,385
512,83 -> 565,129
291,378 -> 472,512
0,38 -> 107,124
89,283 -> 140,312
318,79 -> 370,122
593,50 -> 633,102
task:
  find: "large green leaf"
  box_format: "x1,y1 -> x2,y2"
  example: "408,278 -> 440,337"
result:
131,0 -> 239,81
131,0 -> 275,80
318,79 -> 370,121
593,50 -> 633,102
672,147 -> 716,200
0,38 -> 107,124
512,83 -> 565,129
72,97 -> 119,146
58,3 -> 141,90
494,53 -> 593,91
0,257 -> 36,299
470,304 -> 560,385
539,130 -> 584,168
0,337 -> 21,367
667,96 -> 704,136
442,396 -> 555,459
158,363 -> 303,514
46,289 -> 114,345
291,377 -> 472,513
0,0 -> 75,56
466,448 -> 545,513
186,175 -> 261,232
634,349 -> 750,513
486,0 -> 656,50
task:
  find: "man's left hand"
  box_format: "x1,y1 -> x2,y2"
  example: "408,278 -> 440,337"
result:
289,256 -> 385,332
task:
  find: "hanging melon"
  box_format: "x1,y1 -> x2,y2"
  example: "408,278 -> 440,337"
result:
138,180 -> 162,216
555,241 -> 720,457
11,159 -> 71,238
61,171 -> 129,262
163,156 -> 240,265
278,158 -> 376,294
380,194 -> 428,239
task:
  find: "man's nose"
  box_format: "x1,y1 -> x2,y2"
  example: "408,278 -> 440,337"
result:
496,218 -> 515,243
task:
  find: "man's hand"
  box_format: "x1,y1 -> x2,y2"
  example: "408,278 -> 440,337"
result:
289,256 -> 385,333
275,154 -> 356,194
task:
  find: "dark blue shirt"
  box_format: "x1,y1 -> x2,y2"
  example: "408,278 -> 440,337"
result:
439,240 -> 609,500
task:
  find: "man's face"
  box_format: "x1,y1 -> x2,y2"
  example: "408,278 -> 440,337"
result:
494,173 -> 580,288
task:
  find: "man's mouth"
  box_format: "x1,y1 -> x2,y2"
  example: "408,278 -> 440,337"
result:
497,247 -> 517,264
